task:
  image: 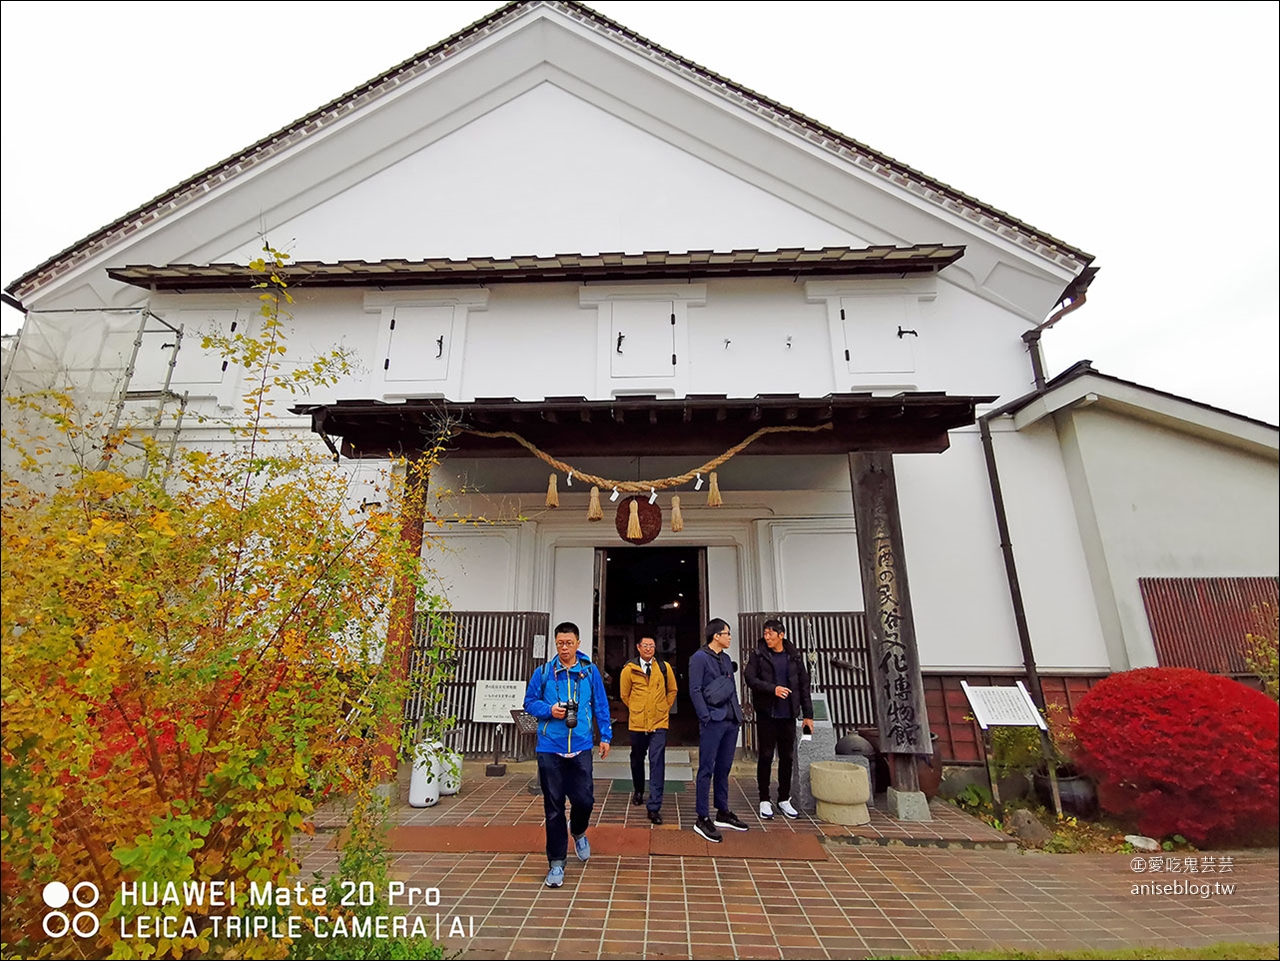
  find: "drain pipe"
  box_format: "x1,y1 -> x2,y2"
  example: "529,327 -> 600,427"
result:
978,407 -> 1044,707
978,291 -> 1089,708
1023,291 -> 1087,390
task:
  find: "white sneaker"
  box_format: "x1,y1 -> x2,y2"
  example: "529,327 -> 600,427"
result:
759,800 -> 774,820
778,798 -> 800,819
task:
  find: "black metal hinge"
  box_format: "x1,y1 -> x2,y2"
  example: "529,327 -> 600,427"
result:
844,349 -> 850,361
672,353 -> 677,365
384,359 -> 390,370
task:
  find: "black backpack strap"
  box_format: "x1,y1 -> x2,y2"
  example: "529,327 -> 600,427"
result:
653,656 -> 672,691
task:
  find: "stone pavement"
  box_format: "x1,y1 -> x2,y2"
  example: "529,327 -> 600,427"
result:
303,766 -> 1280,959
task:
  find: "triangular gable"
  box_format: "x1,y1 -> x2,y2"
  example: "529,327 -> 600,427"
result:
236,83 -> 868,264
1009,362 -> 1279,457
6,0 -> 1093,307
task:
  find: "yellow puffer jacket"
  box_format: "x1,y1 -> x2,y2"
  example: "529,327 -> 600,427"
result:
619,657 -> 678,732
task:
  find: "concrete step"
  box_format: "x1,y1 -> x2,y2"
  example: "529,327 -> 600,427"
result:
594,761 -> 694,781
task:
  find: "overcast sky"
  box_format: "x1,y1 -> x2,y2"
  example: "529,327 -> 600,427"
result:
2,1 -> 1276,422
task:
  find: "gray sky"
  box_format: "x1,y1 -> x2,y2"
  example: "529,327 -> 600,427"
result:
2,1 -> 1276,422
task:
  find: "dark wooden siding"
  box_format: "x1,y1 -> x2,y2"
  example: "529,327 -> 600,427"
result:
923,673 -> 1107,763
407,611 -> 549,757
737,612 -> 875,753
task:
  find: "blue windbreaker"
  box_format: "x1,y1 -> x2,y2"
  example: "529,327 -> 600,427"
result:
523,651 -> 613,755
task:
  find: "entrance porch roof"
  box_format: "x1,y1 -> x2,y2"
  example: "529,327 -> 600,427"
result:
294,392 -> 995,460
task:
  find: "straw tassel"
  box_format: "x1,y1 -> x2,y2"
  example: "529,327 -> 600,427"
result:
587,485 -> 603,521
707,471 -> 723,507
627,499 -> 642,539
671,495 -> 684,532
546,473 -> 559,508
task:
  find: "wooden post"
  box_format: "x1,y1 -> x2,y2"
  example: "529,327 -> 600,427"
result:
1040,729 -> 1064,819
981,728 -> 1004,823
378,452 -> 430,788
487,725 -> 507,777
848,452 -> 933,820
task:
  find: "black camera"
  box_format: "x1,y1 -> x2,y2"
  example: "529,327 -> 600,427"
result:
563,700 -> 579,730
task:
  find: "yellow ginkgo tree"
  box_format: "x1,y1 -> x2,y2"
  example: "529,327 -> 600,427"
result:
1,245 -> 455,960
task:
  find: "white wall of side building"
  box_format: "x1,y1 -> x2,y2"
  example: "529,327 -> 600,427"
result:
987,419 -> 1113,672
1055,406 -> 1280,669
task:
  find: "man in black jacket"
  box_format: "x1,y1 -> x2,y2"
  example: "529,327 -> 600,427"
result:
744,619 -> 813,820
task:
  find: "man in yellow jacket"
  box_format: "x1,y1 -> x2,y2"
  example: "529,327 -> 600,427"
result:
619,636 -> 678,824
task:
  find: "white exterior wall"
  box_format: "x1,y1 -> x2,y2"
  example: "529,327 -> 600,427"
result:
989,420 -> 1112,671
1057,407 -> 1280,668
894,436 -> 1023,671
267,83 -> 865,265
133,273 -> 1038,422
551,546 -> 597,655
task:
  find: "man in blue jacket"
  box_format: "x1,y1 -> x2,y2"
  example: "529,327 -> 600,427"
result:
688,617 -> 749,843
523,621 -> 612,888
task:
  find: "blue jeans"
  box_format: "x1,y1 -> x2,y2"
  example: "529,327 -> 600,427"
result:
696,720 -> 738,818
536,751 -> 594,865
630,729 -> 668,812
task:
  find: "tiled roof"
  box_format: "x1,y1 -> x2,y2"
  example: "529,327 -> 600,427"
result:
6,1 -> 1092,300
107,244 -> 964,290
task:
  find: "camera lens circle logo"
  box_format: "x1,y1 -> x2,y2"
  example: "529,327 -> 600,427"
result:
42,880 -> 100,938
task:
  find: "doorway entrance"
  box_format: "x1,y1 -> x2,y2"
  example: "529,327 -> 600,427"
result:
594,546 -> 705,745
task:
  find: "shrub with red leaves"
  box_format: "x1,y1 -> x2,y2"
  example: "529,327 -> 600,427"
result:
1073,667 -> 1279,845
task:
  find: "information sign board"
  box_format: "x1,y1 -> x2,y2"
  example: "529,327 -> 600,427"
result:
472,680 -> 526,724
960,680 -> 1046,730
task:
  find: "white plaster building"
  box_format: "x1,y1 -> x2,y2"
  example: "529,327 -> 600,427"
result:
4,1 -> 1275,762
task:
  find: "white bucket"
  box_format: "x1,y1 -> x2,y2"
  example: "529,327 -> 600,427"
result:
408,741 -> 444,808
439,749 -> 463,796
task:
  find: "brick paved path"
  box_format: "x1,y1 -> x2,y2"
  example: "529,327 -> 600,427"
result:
304,771 -> 1280,959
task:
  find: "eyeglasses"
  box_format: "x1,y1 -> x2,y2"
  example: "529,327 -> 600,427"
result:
716,630 -> 731,638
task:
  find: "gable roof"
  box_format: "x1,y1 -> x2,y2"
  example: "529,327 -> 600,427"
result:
4,0 -> 1094,302
1006,360 -> 1279,457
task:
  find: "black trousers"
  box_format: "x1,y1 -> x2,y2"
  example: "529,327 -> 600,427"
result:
536,751 -> 594,865
756,715 -> 797,802
629,729 -> 668,812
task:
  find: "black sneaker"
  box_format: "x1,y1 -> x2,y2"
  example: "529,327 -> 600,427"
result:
693,816 -> 723,843
631,792 -> 644,806
714,810 -> 749,832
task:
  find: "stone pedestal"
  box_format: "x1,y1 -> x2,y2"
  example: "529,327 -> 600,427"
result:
796,753 -> 872,813
810,761 -> 872,826
793,714 -> 837,812
886,786 -> 932,822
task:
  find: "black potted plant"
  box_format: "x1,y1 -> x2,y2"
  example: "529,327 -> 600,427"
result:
1032,703 -> 1097,818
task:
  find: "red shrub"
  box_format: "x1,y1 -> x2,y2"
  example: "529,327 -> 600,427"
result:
1073,667 -> 1279,845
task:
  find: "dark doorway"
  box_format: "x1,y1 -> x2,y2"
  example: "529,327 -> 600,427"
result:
596,546 -> 705,745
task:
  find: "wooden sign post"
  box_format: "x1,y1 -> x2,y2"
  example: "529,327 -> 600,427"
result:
849,452 -> 932,821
